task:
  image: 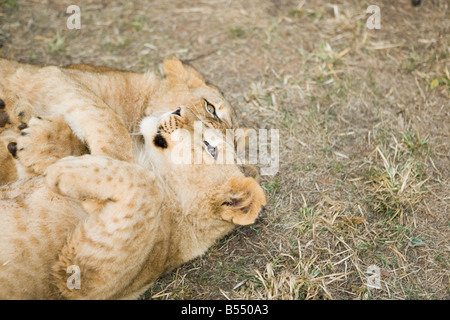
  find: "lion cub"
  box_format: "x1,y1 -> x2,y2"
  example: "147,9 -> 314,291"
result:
0,57 -> 238,183
0,106 -> 266,299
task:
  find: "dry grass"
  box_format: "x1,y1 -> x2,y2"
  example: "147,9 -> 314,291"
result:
1,0 -> 448,299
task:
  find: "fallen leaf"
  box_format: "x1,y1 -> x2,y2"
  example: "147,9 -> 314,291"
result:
430,78 -> 439,89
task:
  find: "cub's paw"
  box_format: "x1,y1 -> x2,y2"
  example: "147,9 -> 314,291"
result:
12,115 -> 88,175
45,155 -> 123,201
45,155 -> 159,203
44,156 -> 90,199
0,85 -> 33,133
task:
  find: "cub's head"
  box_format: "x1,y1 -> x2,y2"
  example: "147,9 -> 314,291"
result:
140,106 -> 266,226
145,57 -> 238,131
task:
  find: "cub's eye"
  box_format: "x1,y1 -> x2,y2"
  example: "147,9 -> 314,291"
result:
204,141 -> 217,160
204,100 -> 217,117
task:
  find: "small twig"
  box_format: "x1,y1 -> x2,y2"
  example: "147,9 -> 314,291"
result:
414,76 -> 426,101
183,49 -> 219,63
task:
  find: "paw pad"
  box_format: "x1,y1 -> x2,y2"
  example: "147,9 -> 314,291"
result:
0,110 -> 10,127
0,98 -> 10,127
7,142 -> 17,158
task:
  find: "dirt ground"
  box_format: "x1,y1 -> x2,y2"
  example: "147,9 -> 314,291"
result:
0,0 -> 448,299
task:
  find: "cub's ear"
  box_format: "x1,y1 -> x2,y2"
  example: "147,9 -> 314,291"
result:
219,176 -> 266,226
163,57 -> 205,88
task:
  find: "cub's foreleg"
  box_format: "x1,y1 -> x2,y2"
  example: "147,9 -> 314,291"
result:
9,66 -> 134,162
45,155 -> 163,299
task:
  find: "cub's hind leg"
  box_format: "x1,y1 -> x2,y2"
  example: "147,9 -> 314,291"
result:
45,155 -> 163,299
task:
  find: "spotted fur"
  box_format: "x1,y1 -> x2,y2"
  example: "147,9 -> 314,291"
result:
0,57 -> 239,185
0,111 -> 266,299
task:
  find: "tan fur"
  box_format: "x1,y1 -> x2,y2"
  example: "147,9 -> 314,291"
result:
0,57 -> 239,184
0,109 -> 266,299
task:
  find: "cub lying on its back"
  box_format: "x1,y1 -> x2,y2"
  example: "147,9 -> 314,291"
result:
0,57 -> 239,184
0,106 -> 266,299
